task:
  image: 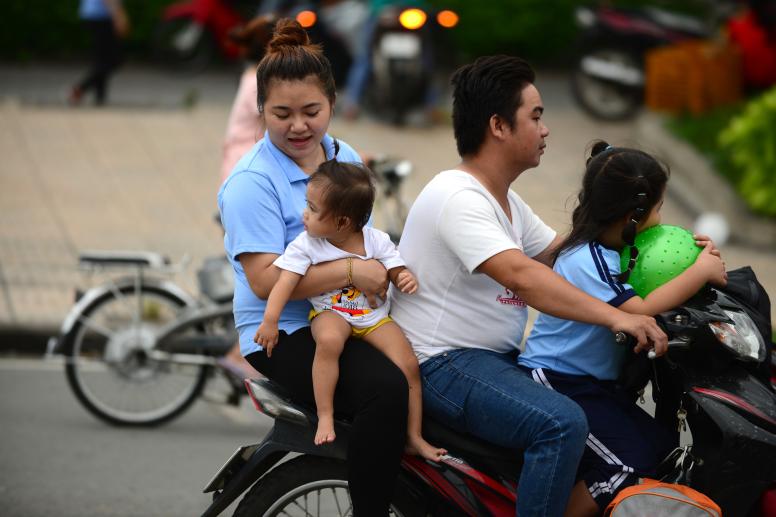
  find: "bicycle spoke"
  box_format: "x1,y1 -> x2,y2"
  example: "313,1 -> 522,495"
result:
75,314 -> 116,340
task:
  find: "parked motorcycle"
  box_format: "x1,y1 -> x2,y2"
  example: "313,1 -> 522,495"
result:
200,269 -> 776,517
364,5 -> 459,125
570,3 -> 735,120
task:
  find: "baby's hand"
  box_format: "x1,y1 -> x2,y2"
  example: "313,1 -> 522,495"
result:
396,269 -> 418,294
695,242 -> 727,287
254,322 -> 279,357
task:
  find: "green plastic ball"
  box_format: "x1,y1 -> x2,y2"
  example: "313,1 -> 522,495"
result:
620,224 -> 701,297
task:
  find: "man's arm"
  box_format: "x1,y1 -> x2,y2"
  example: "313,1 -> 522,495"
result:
477,249 -> 667,353
531,234 -> 563,267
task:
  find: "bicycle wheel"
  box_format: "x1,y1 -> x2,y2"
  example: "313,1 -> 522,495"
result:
62,283 -> 209,426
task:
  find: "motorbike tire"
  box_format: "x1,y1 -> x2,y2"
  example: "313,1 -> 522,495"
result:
152,17 -> 217,74
233,455 -> 412,517
571,48 -> 643,121
62,283 -> 209,426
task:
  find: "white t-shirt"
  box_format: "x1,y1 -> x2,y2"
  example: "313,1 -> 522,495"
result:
391,170 -> 556,362
274,227 -> 406,328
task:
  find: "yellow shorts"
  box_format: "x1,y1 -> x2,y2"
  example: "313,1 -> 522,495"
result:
308,309 -> 393,338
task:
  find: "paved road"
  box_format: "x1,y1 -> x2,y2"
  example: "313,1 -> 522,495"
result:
0,356 -> 271,517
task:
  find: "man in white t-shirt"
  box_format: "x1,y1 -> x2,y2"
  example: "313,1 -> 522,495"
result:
390,55 -> 667,517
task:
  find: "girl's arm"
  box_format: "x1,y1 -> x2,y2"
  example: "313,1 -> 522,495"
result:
239,253 -> 389,302
619,242 -> 727,316
255,269 -> 302,355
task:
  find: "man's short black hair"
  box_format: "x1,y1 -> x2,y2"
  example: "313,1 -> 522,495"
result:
451,55 -> 536,157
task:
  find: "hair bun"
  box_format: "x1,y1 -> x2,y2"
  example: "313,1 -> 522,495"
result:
267,18 -> 311,52
586,140 -> 612,165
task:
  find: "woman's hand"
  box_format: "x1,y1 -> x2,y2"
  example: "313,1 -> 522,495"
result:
351,258 -> 389,308
694,242 -> 728,287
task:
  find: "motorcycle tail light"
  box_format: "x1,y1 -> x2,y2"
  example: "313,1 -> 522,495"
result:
399,8 -> 426,30
296,10 -> 316,28
708,309 -> 766,362
244,379 -> 309,425
437,10 -> 459,28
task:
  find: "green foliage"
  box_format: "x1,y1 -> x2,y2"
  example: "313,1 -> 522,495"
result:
719,87 -> 776,217
666,105 -> 741,183
427,0 -> 579,62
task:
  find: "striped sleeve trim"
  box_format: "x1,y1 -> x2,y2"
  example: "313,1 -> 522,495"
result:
607,289 -> 637,307
589,242 -> 629,297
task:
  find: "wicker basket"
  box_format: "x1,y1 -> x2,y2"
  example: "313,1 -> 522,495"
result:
645,40 -> 742,115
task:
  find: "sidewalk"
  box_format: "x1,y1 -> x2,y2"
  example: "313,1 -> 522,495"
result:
2,63 -> 774,353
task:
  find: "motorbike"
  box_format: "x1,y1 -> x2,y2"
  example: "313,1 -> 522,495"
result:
200,269 -> 776,517
364,5 -> 459,125
47,156 -> 412,427
152,0 -> 355,79
152,0 -> 255,72
570,2 -> 736,120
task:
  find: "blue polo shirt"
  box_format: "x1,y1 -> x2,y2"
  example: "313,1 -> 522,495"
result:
519,242 -> 637,380
218,132 -> 361,355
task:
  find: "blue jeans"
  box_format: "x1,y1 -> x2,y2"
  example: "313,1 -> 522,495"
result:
420,348 -> 589,516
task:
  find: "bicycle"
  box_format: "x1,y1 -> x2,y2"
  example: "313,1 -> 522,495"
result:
47,249 -> 241,426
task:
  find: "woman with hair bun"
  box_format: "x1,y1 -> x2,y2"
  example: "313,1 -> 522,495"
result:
218,18 -> 409,515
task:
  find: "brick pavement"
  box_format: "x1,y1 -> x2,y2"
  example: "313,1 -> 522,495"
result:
1,64 -> 774,351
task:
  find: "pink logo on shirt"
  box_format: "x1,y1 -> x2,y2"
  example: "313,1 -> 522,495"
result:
497,288 -> 526,307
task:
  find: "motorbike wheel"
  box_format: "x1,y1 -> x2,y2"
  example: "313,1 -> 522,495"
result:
571,48 -> 643,121
233,455 -> 411,517
152,17 -> 216,73
62,283 -> 209,426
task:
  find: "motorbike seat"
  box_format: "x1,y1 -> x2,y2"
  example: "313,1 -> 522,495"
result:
423,417 -> 522,482
79,250 -> 170,268
250,377 -> 523,480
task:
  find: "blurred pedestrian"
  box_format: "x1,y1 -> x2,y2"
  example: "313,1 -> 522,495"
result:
217,15 -> 276,378
219,15 -> 275,184
69,0 -> 130,106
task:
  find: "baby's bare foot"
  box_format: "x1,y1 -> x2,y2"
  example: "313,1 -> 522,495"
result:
314,415 -> 336,445
406,435 -> 447,462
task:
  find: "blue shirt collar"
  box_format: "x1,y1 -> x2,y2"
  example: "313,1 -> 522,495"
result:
264,131 -> 339,184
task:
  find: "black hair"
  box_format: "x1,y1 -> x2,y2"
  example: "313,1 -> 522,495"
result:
255,18 -> 336,111
555,140 -> 670,282
227,14 -> 276,62
451,55 -> 536,157
309,160 -> 375,232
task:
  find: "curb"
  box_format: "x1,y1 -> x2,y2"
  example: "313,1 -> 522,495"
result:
636,113 -> 776,250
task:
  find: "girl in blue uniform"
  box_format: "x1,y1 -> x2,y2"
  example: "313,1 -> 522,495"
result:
518,141 -> 728,516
